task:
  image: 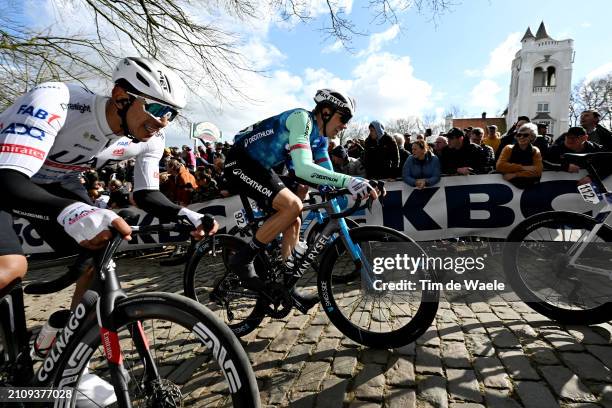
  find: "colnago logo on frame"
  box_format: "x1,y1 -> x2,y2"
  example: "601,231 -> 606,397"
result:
38,303 -> 87,382
193,322 -> 242,393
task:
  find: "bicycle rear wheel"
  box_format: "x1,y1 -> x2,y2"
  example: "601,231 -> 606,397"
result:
504,211 -> 612,325
184,235 -> 266,337
318,226 -> 439,348
53,292 -> 260,407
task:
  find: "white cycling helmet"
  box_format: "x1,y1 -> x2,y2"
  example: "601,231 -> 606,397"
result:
113,57 -> 187,109
314,89 -> 356,118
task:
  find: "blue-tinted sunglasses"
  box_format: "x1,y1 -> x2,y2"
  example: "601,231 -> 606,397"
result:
127,92 -> 179,122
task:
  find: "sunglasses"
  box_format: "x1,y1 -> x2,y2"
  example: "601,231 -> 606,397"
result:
516,132 -> 530,138
337,112 -> 352,124
127,92 -> 179,122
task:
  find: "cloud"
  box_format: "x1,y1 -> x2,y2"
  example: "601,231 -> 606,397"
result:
585,62 -> 612,83
468,79 -> 502,114
322,40 -> 344,54
358,25 -> 400,57
240,38 -> 286,70
350,52 -> 432,120
464,69 -> 481,78
166,51 -> 435,146
482,32 -> 522,78
580,22 -> 592,28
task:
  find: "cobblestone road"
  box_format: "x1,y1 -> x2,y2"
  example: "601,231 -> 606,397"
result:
24,254 -> 612,408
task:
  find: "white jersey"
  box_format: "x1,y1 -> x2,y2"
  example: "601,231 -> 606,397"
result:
0,82 -> 164,192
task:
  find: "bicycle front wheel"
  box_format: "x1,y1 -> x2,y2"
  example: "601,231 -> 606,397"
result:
504,211 -> 612,325
53,292 -> 260,407
318,226 -> 439,348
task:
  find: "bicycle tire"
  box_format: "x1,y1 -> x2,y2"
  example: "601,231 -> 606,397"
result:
504,211 -> 612,325
184,234 -> 266,337
53,292 -> 260,407
317,226 -> 439,348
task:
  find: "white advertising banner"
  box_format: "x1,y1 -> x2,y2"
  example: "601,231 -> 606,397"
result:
14,171 -> 606,254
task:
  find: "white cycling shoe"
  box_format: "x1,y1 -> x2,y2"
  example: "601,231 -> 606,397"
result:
76,366 -> 117,408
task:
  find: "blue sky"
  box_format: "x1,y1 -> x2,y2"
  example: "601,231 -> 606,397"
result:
25,1 -> 612,146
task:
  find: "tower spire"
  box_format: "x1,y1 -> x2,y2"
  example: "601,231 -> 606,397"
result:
535,21 -> 551,40
521,27 -> 535,42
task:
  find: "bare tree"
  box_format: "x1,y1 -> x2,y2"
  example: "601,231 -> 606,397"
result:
445,104 -> 466,119
0,0 -> 455,110
338,121 -> 369,144
385,117 -> 421,135
570,74 -> 612,129
569,83 -> 580,127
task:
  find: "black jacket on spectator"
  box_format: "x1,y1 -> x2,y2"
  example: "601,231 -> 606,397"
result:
589,125 -> 612,151
439,141 -> 489,175
533,136 -> 551,156
363,137 -> 378,178
377,133 -> 400,179
475,144 -> 495,173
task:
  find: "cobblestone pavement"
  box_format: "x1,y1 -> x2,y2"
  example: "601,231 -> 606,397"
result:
24,254 -> 612,408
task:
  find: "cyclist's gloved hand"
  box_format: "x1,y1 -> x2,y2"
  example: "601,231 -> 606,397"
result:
347,177 -> 375,200
58,202 -> 132,250
178,207 -> 219,240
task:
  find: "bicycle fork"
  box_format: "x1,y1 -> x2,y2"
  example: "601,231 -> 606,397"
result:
97,243 -> 160,407
567,204 -> 612,276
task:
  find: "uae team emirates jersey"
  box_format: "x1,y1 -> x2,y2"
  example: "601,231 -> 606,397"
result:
0,82 -> 164,191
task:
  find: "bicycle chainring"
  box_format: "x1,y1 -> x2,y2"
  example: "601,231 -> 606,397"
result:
262,282 -> 293,318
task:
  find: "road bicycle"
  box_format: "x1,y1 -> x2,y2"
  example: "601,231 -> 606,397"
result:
229,191 -> 360,243
0,222 -> 260,407
184,187 -> 440,348
503,152 -> 612,325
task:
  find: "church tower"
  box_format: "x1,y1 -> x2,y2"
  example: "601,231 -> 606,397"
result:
507,22 -> 574,138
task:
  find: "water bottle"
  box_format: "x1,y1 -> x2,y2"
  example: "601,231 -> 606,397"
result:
285,240 -> 308,270
33,309 -> 71,358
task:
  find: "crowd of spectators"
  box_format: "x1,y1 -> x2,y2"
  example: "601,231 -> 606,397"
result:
327,109 -> 612,190
82,108 -> 611,210
83,141 -> 231,208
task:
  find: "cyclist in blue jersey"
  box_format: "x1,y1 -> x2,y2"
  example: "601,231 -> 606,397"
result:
224,89 -> 380,301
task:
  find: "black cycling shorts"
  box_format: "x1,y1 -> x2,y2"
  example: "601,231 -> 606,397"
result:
0,211 -> 24,256
0,183 -> 92,257
224,148 -> 287,211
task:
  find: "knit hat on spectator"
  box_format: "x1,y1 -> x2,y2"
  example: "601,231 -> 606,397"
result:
445,127 -> 464,139
369,121 -> 385,140
331,146 -> 348,160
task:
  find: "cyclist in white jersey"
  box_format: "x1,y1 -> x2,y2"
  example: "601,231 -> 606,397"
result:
0,57 -> 217,406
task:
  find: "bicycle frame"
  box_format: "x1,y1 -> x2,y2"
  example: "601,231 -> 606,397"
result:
285,196 -> 377,289
551,157 -> 612,278
565,192 -> 612,276
0,224 -> 191,407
